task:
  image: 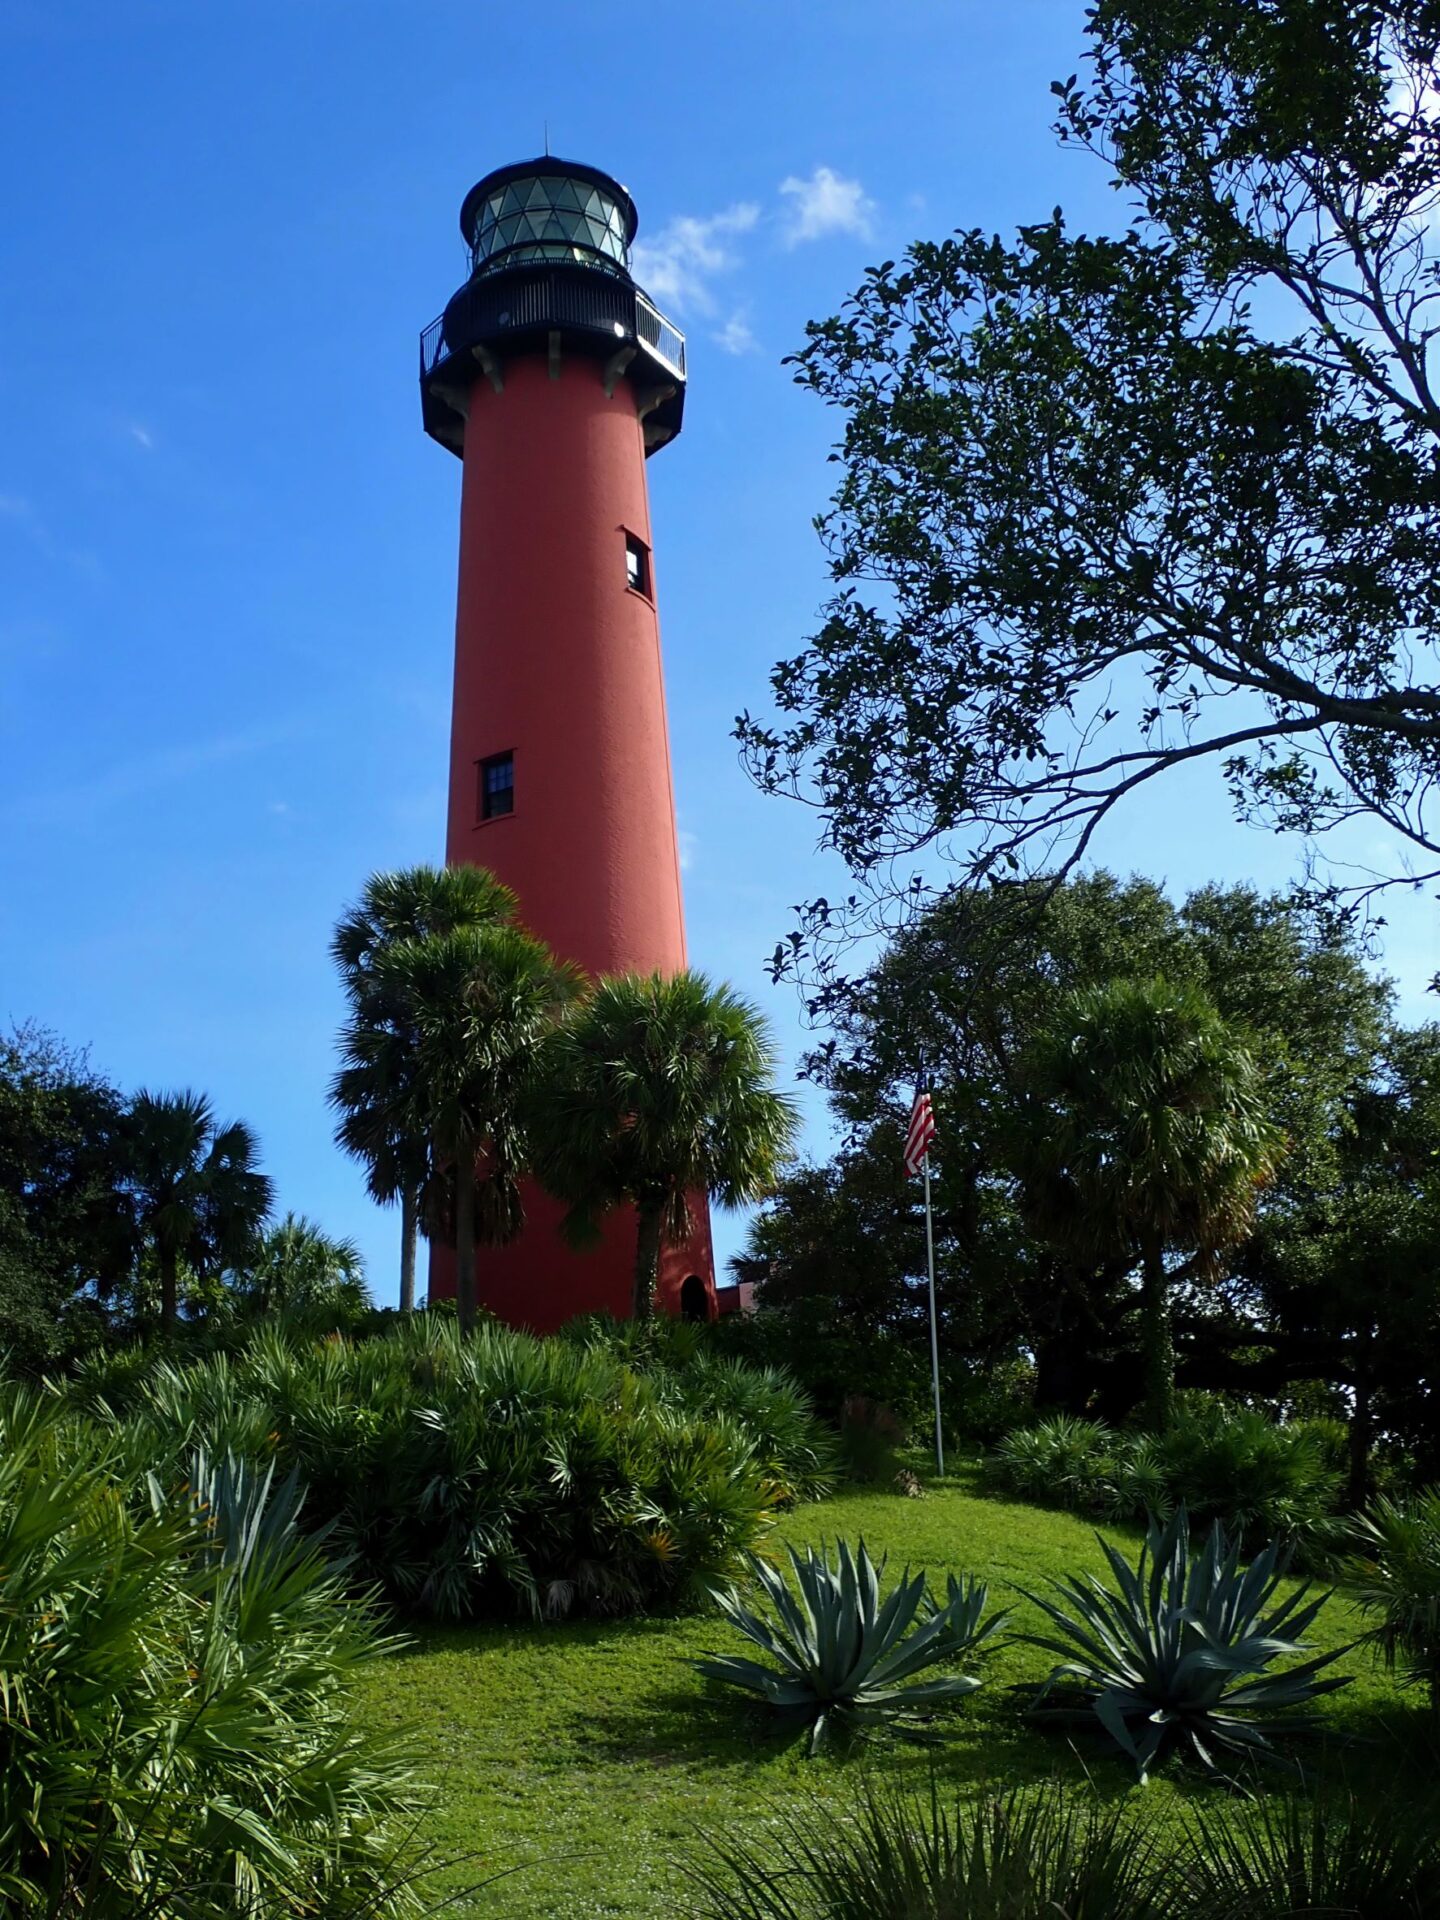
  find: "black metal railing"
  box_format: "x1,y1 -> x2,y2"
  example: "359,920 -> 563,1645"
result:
420,267 -> 686,386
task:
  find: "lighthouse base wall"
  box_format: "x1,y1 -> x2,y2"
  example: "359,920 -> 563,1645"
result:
426,1182 -> 717,1333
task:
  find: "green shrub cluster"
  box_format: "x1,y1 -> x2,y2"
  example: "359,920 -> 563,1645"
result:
0,1384 -> 423,1918
990,1402 -> 1344,1545
65,1316 -> 831,1622
691,1779 -> 1440,1919
1349,1487 -> 1440,1716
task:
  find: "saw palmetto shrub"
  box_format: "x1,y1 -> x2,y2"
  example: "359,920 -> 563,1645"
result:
0,1384 -> 424,1919
989,1400 -> 1343,1547
560,1312 -> 836,1501
69,1316 -> 820,1622
1348,1488 -> 1440,1716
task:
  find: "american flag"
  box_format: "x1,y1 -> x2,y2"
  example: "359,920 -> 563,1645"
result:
903,1087 -> 936,1177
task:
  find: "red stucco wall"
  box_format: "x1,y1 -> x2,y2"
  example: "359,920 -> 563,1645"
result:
428,348 -> 716,1330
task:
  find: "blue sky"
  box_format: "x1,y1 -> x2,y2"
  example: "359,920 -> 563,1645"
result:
2,0 -> 1435,1301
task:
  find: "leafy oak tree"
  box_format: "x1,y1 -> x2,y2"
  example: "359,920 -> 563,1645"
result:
740,0 -> 1440,979
0,1025 -> 134,1364
740,873 -> 1393,1425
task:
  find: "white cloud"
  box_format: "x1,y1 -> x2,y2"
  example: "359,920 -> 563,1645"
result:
714,311 -> 759,356
631,203 -> 760,316
778,166 -> 876,247
129,423 -> 155,451
678,829 -> 698,872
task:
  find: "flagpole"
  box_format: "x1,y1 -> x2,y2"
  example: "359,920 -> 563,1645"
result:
922,1149 -> 945,1478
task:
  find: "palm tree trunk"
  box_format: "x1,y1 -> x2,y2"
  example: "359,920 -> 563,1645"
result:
455,1156 -> 478,1337
1346,1325 -> 1374,1510
1139,1235 -> 1175,1432
159,1243 -> 179,1332
399,1184 -> 418,1314
632,1204 -> 664,1323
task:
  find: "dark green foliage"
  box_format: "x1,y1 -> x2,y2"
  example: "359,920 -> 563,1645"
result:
990,1402 -> 1344,1545
355,922 -> 583,1333
737,874 -> 1410,1451
329,863 -> 524,1316
65,1317 -> 830,1623
0,1025 -> 133,1366
696,1538 -> 1005,1753
689,1778 -> 1440,1920
991,1415 -> 1114,1511
1138,1404 -> 1343,1543
0,1384 -> 423,1917
1011,976 -> 1283,1429
563,1313 -> 836,1503
235,1211 -> 372,1323
1349,1489 -> 1440,1715
530,970 -> 799,1320
125,1089 -> 274,1329
1021,1508 -> 1351,1779
1186,1784 -> 1440,1919
835,1396 -> 907,1485
688,1782 -> 1166,1919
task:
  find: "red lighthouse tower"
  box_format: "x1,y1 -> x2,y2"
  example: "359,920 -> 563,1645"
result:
420,156 -> 715,1331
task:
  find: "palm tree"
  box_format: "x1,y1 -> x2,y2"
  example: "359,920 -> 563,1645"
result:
330,864 -> 518,1311
371,925 -> 581,1333
530,972 -> 800,1321
126,1090 -> 274,1329
243,1212 -> 369,1318
1010,977 -> 1282,1430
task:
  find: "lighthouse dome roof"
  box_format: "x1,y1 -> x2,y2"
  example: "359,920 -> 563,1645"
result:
459,158 -> 638,281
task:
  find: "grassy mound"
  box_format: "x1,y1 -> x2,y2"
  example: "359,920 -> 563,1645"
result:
351,1473 -> 1417,1918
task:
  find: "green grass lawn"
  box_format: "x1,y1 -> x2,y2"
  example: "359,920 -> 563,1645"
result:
352,1470 -> 1421,1917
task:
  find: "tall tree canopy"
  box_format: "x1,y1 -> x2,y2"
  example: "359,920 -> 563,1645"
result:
740,873 -> 1409,1426
330,864 -> 519,1311
370,925 -> 582,1333
125,1091 -> 274,1329
1010,975 -> 1283,1427
0,1025 -> 133,1363
531,972 -> 799,1321
739,0 -> 1440,973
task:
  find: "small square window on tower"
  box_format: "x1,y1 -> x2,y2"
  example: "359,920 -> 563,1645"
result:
624,532 -> 651,598
478,750 -> 514,821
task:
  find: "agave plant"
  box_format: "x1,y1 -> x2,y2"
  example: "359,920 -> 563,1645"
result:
1020,1507 -> 1351,1780
1348,1489 -> 1440,1715
689,1781 -> 1166,1919
695,1538 -> 1006,1753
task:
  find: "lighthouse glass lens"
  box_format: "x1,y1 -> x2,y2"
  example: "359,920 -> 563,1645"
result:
471,173 -> 630,277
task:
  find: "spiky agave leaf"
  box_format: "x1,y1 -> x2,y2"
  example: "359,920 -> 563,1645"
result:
696,1538 -> 1006,1753
1019,1506 -> 1351,1780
